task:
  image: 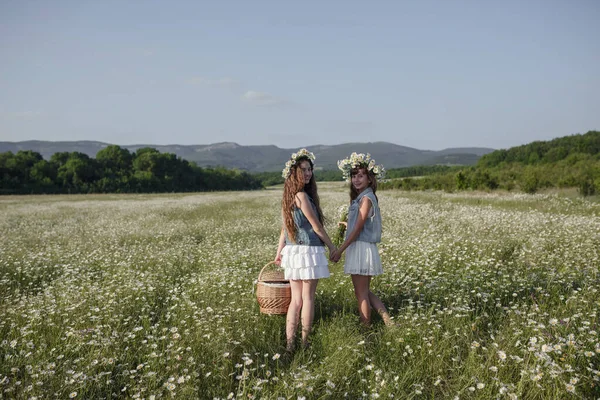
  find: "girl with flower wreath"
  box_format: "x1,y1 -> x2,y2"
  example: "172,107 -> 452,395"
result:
274,149 -> 336,351
331,153 -> 393,327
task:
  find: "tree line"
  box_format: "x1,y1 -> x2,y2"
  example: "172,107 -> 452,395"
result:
379,131 -> 600,196
3,131 -> 598,195
251,166 -> 462,186
0,145 -> 262,194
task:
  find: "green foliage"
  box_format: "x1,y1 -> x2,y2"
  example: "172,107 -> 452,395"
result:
386,165 -> 465,179
379,131 -> 600,196
255,166 -> 476,193
0,146 -> 263,194
96,145 -> 133,172
478,130 -> 600,167
316,169 -> 345,182
455,171 -> 468,190
577,168 -> 597,197
251,171 -> 285,186
578,178 -> 595,197
250,169 -> 345,187
520,168 -> 539,194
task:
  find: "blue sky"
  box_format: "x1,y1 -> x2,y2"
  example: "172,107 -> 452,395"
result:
1,0 -> 598,150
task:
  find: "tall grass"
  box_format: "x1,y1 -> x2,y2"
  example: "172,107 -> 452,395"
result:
0,187 -> 598,399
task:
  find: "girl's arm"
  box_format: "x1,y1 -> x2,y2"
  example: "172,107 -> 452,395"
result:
337,197 -> 372,254
274,227 -> 286,264
296,192 -> 336,252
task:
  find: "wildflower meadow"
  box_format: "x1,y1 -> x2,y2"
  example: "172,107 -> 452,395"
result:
1,185 -> 599,399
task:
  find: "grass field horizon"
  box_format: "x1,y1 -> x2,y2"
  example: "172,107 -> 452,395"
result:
1,186 -> 599,399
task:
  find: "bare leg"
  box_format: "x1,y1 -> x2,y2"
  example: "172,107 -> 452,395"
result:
300,279 -> 319,347
369,291 -> 393,326
351,275 -> 372,326
286,280 -> 303,351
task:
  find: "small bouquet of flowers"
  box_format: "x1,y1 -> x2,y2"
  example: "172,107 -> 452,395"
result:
332,204 -> 349,246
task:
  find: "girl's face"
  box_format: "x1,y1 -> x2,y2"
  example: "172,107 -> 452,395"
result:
298,160 -> 313,184
351,168 -> 370,192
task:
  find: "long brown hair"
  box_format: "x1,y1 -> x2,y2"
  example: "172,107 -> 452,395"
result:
282,158 -> 324,243
349,167 -> 379,202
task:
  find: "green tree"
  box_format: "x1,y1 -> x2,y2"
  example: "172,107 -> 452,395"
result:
95,145 -> 134,192
96,145 -> 132,173
455,171 -> 468,190
521,168 -> 539,194
30,160 -> 58,192
57,153 -> 97,192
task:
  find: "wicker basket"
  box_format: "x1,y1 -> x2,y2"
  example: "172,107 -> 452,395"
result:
256,262 -> 291,315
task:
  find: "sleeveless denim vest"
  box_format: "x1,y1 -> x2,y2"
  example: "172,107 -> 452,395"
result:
346,187 -> 382,243
284,195 -> 324,246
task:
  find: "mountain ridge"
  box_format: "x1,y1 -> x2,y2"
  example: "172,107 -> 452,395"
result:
0,140 -> 495,171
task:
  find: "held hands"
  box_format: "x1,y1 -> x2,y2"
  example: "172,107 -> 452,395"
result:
329,247 -> 342,263
274,253 -> 282,265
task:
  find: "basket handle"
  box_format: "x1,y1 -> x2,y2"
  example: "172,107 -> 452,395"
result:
258,261 -> 282,281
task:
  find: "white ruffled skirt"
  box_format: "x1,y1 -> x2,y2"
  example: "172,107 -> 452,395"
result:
281,245 -> 330,280
344,241 -> 383,276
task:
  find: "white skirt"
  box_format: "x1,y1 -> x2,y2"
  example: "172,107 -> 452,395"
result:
281,245 -> 330,280
344,241 -> 383,276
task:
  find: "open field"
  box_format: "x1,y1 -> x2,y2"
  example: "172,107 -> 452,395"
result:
1,185 -> 599,399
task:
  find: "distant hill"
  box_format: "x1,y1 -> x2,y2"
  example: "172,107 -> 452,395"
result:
0,140 -> 494,171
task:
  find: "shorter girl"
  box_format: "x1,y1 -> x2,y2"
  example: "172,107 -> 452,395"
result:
331,153 -> 393,327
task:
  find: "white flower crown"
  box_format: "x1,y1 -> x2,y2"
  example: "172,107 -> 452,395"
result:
281,148 -> 316,179
337,152 -> 385,181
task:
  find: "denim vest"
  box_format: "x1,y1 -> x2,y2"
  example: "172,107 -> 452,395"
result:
284,196 -> 324,246
346,188 -> 382,243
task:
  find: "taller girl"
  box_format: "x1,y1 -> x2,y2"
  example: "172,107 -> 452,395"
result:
332,153 -> 393,327
275,149 -> 336,351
